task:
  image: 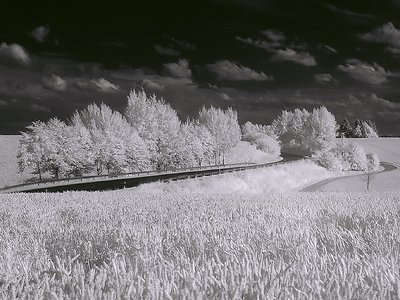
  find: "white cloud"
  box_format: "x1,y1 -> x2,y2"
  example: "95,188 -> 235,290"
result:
236,36 -> 281,51
154,45 -> 181,56
167,37 -> 196,51
0,99 -> 7,106
270,48 -> 317,66
317,43 -> 338,54
31,26 -> 50,43
361,22 -> 400,47
30,103 -> 50,112
261,30 -> 286,42
219,92 -> 232,101
324,4 -> 377,20
337,59 -> 390,85
90,78 -> 119,92
208,60 -> 273,81
75,78 -> 119,92
386,47 -> 400,56
314,73 -> 335,84
163,59 -> 192,78
0,43 -> 31,66
142,79 -> 165,91
42,74 -> 67,91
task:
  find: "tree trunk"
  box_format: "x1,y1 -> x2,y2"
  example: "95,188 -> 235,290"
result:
96,162 -> 102,175
37,163 -> 42,181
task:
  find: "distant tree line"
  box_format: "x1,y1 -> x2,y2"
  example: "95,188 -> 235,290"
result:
336,118 -> 378,138
18,89 -> 243,180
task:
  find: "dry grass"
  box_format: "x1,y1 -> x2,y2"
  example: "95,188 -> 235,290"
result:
0,191 -> 399,299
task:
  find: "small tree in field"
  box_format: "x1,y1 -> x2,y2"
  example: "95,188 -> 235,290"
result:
361,153 -> 380,191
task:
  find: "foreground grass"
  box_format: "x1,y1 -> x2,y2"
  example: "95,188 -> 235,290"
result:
0,191 -> 399,299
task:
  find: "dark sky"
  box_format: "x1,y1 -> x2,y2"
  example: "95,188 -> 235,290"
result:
1,0 -> 400,135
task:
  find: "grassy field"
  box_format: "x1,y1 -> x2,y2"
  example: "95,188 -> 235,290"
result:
0,191 -> 399,299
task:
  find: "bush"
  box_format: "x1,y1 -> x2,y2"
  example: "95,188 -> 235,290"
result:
242,121 -> 281,158
318,151 -> 343,172
366,153 -> 380,172
253,135 -> 281,158
317,140 -> 371,172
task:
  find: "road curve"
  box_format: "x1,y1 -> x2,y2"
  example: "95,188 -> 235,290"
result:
300,162 -> 398,192
0,152 -> 303,193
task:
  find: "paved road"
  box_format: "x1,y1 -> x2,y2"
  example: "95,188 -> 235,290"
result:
300,162 -> 398,192
0,152 -> 303,193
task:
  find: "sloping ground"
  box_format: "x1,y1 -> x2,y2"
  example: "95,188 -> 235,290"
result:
306,138 -> 400,192
225,141 -> 279,164
136,160 -> 334,193
0,135 -> 33,188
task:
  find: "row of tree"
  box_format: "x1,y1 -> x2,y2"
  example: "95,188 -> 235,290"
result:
336,118 -> 378,138
18,89 -> 242,180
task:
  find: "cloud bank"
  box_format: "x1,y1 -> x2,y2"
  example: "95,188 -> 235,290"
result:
208,60 -> 273,81
337,59 -> 390,85
0,43 -> 31,66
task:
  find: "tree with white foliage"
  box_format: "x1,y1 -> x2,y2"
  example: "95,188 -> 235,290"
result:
125,89 -> 181,169
63,123 -> 95,177
72,103 -> 146,174
272,106 -> 336,155
41,118 -> 70,179
241,121 -> 281,158
304,106 -> 337,154
18,121 -> 48,181
272,108 -> 311,154
198,106 -> 241,164
361,121 -> 379,138
125,131 -> 151,172
361,153 -> 380,191
193,123 -> 215,166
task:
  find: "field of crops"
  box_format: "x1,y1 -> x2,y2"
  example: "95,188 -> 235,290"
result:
0,191 -> 399,299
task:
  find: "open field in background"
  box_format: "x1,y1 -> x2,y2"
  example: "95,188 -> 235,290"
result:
0,135 -> 33,188
310,138 -> 400,192
0,191 -> 399,299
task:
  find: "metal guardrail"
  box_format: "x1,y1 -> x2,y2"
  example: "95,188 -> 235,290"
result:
0,162 -> 255,192
0,154 -> 304,193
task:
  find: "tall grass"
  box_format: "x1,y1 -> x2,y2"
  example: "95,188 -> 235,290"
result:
0,191 -> 399,299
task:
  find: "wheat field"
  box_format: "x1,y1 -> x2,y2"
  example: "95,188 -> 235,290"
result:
0,191 -> 399,299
